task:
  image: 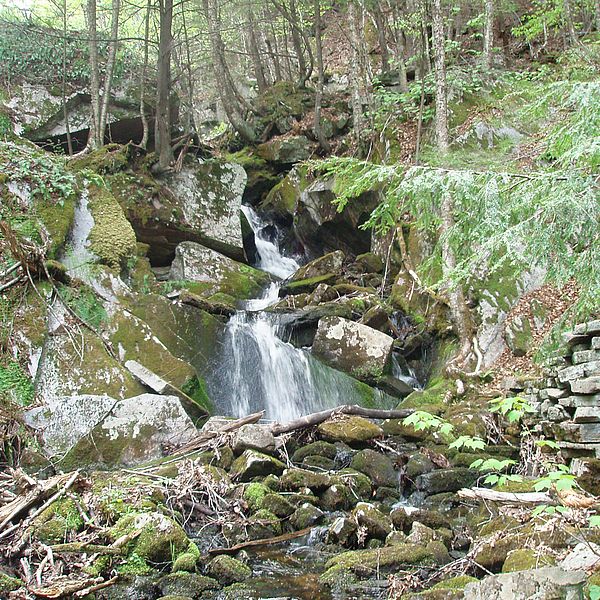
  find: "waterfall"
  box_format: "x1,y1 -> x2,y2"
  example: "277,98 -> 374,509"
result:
207,206 -> 392,421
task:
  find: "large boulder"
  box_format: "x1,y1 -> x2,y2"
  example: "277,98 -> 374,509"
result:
312,316 -> 393,382
290,251 -> 345,282
25,393 -> 197,467
463,567 -> 586,600
317,416 -> 383,444
257,135 -> 315,166
169,241 -> 270,301
164,161 -> 247,261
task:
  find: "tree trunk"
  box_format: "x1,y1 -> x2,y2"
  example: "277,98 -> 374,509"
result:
482,0 -> 494,69
431,0 -> 449,152
85,0 -> 101,150
139,0 -> 152,149
371,3 -> 390,74
563,0 -> 577,45
98,0 -> 121,142
247,9 -> 268,92
391,2 -> 408,93
155,0 -> 174,170
61,0 -> 73,155
348,0 -> 364,143
313,0 -> 329,152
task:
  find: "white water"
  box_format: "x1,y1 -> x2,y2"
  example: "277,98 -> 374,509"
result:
207,206 -> 393,421
59,188 -> 96,281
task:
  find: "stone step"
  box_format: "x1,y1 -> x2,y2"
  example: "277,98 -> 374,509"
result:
572,349 -> 600,365
573,320 -> 600,336
592,337 -> 600,350
558,360 -> 600,383
574,407 -> 600,423
571,377 -> 600,395
557,441 -> 600,459
559,393 -> 600,408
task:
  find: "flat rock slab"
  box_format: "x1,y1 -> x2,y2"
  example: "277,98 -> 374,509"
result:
571,377 -> 600,395
463,567 -> 586,600
317,415 -> 383,444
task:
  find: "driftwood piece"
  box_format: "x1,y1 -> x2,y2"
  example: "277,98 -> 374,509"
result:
270,404 -> 414,435
457,487 -> 554,504
28,576 -> 104,598
208,526 -> 314,555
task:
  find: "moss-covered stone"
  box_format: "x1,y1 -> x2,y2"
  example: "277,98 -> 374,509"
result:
279,273 -> 336,295
501,549 -> 556,572
110,511 -> 190,564
261,493 -> 295,517
290,503 -> 324,530
243,482 -> 270,512
159,572 -> 220,597
87,184 -> 137,269
208,555 -> 251,585
337,469 -> 373,501
317,416 -> 383,445
279,468 -> 332,492
230,450 -> 285,481
31,497 -> 84,544
292,442 -> 338,465
352,502 -> 393,540
320,483 -> 354,511
0,570 -> 23,594
350,449 -> 397,488
321,543 -> 436,581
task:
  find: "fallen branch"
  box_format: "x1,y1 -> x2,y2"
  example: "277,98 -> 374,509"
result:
28,576 -> 103,598
208,526 -> 314,555
457,487 -> 554,504
0,275 -> 23,293
270,404 -> 414,435
50,542 -> 125,556
167,411 -> 265,457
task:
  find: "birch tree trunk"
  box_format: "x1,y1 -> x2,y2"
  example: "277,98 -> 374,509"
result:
431,0 -> 449,152
313,0 -> 329,151
61,0 -> 73,155
348,0 -> 364,143
482,0 -> 494,69
85,0 -> 101,150
139,0 -> 151,149
98,0 -> 121,142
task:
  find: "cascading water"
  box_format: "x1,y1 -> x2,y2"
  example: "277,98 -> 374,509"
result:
207,206 -> 392,421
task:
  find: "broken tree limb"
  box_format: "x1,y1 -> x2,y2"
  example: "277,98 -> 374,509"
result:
168,411 -> 265,457
457,487 -> 554,504
50,542 -> 125,556
208,526 -> 314,555
270,404 -> 414,435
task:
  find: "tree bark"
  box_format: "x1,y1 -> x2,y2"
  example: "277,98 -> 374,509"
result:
85,0 -> 101,150
431,0 -> 449,152
155,0 -> 175,170
139,0 -> 152,149
482,0 -> 494,69
313,0 -> 329,152
247,8 -> 269,92
98,0 -> 121,143
371,3 -> 390,73
391,2 -> 408,93
562,0 -> 577,46
61,0 -> 73,155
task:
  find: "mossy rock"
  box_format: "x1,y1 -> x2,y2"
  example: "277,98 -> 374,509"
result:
352,502 -> 393,540
317,416 -> 383,445
321,543 -> 436,581
260,493 -> 295,517
110,512 -> 190,564
230,450 -> 285,481
291,441 -> 337,464
172,542 -> 200,573
337,469 -> 373,501
279,273 -> 336,296
248,509 -> 282,537
301,455 -> 336,470
279,468 -> 332,492
0,570 -> 22,594
243,482 -> 270,512
501,549 -> 556,572
31,497 -> 84,544
260,174 -> 298,220
290,503 -> 324,530
88,184 -> 137,269
320,483 -> 354,511
72,143 -> 130,175
208,555 -> 251,585
158,572 -> 219,598
350,449 -> 397,488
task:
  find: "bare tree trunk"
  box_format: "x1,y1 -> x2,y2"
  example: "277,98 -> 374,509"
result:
391,2 -> 408,93
61,0 -> 73,155
313,0 -> 329,152
431,0 -> 449,152
595,0 -> 600,32
139,0 -> 152,149
371,3 -> 390,73
98,0 -> 121,142
348,0 -> 364,144
202,0 -> 256,142
247,8 -> 269,92
482,0 -> 494,69
155,0 -> 174,170
563,0 -> 577,45
440,190 -> 474,371
85,0 -> 101,150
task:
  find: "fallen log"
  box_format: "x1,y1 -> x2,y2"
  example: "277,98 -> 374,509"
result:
208,526 -> 314,555
270,404 -> 414,435
457,487 -> 554,504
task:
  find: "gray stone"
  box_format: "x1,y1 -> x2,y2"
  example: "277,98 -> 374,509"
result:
577,423 -> 600,442
573,320 -> 600,335
312,316 -> 393,382
26,393 -> 197,466
572,349 -> 600,364
546,388 -> 569,400
573,407 -> 600,423
415,468 -> 478,495
257,135 -> 315,165
233,424 -> 276,454
352,502 -> 393,540
463,567 -> 586,600
505,315 -> 534,357
230,450 -> 285,481
557,364 -> 586,383
560,542 -> 600,572
165,161 -> 247,261
559,394 -> 600,408
328,516 -> 358,546
592,337 -> 600,350
571,377 -> 600,394
350,449 -> 398,488
547,405 -> 570,423
291,251 -> 345,281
